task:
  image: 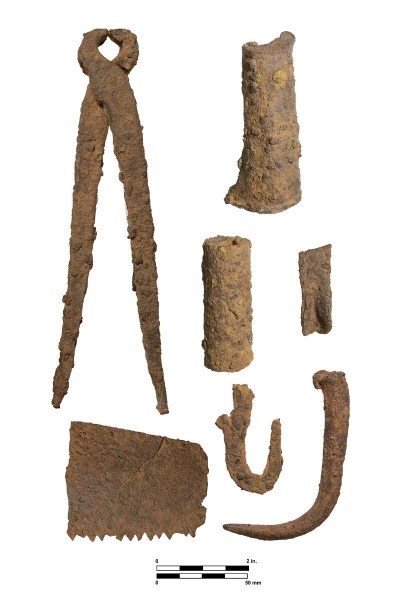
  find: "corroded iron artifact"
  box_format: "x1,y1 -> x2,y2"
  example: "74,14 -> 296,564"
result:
52,29 -> 168,414
66,422 -> 208,540
216,384 -> 282,494
225,32 -> 301,213
202,236 -> 253,372
299,244 -> 332,335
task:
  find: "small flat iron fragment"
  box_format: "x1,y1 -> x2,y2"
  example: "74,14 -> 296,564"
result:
299,244 -> 332,335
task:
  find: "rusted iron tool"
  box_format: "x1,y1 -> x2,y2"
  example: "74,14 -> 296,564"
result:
67,422 -> 208,540
52,29 -> 168,414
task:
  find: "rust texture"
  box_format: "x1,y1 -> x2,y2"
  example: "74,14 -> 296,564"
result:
202,236 -> 253,372
223,371 -> 350,540
216,384 -> 282,494
225,32 -> 301,213
299,244 -> 332,335
52,29 -> 168,414
66,422 -> 208,540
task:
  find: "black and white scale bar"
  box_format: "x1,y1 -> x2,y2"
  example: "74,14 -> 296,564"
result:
156,565 -> 249,572
157,573 -> 247,580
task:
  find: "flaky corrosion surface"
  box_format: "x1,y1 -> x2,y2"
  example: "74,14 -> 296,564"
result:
299,244 -> 332,335
225,32 -> 301,213
202,236 -> 253,372
66,422 -> 208,540
224,371 -> 350,540
216,384 -> 282,494
52,29 -> 168,413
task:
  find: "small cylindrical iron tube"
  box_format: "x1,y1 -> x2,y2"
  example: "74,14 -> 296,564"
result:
202,236 -> 253,372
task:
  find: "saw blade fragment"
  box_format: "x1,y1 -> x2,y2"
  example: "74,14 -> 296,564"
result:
66,422 -> 208,540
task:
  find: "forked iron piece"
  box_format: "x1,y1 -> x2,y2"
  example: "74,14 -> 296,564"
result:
216,384 -> 282,494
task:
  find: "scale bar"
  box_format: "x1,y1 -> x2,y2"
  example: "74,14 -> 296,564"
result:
157,565 -> 249,572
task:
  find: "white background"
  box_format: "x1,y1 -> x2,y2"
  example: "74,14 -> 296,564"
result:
1,0 -> 399,598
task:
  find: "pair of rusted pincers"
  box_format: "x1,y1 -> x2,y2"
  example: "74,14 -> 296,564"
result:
53,29 -> 168,414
